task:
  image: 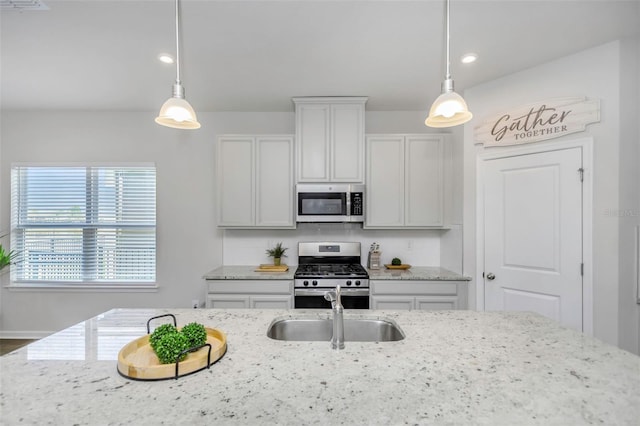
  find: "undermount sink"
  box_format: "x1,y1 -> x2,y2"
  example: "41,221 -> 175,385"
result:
266,317 -> 405,342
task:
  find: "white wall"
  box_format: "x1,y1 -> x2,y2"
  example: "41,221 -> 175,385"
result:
0,111 -> 295,337
617,36 -> 640,354
462,40 -> 640,353
0,109 -> 462,337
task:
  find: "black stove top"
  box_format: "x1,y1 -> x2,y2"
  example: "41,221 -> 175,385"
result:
295,263 -> 368,278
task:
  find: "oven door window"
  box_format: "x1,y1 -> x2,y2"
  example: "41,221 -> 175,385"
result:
298,193 -> 346,216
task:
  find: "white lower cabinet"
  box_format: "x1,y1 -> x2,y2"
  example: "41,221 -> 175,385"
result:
206,280 -> 293,309
370,280 -> 466,311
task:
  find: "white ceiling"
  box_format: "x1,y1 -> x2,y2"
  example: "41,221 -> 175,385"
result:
1,0 -> 639,112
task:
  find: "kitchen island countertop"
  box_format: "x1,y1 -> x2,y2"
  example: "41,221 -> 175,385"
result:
1,308 -> 638,425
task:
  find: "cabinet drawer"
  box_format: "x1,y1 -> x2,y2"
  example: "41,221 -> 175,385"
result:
207,280 -> 293,294
207,295 -> 250,309
250,295 -> 293,309
415,296 -> 459,310
371,280 -> 459,296
370,296 -> 413,310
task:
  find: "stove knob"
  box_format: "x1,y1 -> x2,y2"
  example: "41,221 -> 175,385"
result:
312,280 -> 318,286
303,280 -> 309,286
355,280 -> 361,286
346,280 -> 352,286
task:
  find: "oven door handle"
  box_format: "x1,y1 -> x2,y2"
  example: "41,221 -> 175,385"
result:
295,288 -> 369,297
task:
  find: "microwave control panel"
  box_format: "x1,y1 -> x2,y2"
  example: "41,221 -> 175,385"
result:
350,192 -> 363,216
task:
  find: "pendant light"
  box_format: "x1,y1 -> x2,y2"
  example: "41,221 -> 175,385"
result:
425,0 -> 472,128
155,0 -> 201,130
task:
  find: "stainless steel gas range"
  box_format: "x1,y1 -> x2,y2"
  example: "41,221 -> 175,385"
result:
294,242 -> 370,309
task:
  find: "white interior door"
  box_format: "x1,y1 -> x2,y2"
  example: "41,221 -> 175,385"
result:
484,147 -> 583,331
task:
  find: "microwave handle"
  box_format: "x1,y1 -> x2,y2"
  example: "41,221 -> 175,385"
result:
346,192 -> 351,216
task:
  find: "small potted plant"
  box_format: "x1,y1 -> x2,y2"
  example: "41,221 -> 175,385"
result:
0,244 -> 18,272
266,242 -> 288,266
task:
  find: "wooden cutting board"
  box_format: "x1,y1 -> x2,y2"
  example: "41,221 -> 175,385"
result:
117,327 -> 227,380
255,264 -> 289,272
384,264 -> 411,270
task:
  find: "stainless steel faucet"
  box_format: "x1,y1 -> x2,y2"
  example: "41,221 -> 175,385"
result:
324,285 -> 345,349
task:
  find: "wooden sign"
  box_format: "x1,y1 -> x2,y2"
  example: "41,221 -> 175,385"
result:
474,97 -> 600,147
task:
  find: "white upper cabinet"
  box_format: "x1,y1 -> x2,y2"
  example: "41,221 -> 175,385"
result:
405,135 -> 444,226
293,97 -> 367,183
218,136 -> 254,227
365,135 -> 405,227
217,135 -> 295,228
365,134 -> 447,228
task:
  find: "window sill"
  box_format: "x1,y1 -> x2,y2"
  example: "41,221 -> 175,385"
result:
5,283 -> 159,293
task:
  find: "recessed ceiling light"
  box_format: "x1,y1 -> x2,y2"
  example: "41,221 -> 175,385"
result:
461,53 -> 478,64
158,54 -> 174,64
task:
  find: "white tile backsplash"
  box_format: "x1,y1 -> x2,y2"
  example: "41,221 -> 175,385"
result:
222,223 -> 445,266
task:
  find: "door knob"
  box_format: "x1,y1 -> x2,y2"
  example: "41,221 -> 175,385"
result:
486,272 -> 496,281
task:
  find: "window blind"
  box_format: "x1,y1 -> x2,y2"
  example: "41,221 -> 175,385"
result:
10,165 -> 156,284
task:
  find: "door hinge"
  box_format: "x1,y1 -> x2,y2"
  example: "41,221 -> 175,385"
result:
580,263 -> 584,276
578,168 -> 584,182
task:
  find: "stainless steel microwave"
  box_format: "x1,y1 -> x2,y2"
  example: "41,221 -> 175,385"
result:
296,184 -> 364,223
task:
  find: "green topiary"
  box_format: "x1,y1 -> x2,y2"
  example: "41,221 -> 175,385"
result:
265,242 -> 288,259
391,257 -> 402,266
181,322 -> 207,348
154,332 -> 190,364
149,321 -> 209,364
149,323 -> 178,352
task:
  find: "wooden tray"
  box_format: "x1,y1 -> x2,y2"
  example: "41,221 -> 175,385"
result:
384,264 -> 411,270
255,264 -> 289,272
117,327 -> 226,381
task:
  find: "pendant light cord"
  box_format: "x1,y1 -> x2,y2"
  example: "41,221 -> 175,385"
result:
174,0 -> 181,86
445,0 -> 451,81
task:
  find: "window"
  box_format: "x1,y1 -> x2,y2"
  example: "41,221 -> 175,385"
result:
11,165 -> 156,285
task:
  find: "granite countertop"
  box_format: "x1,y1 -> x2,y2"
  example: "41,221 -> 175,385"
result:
1,308 -> 638,425
203,265 -> 296,280
367,266 -> 470,281
203,265 -> 469,281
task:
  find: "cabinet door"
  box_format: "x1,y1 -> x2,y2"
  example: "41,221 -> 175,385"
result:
297,104 -> 330,182
255,136 -> 295,227
405,135 -> 444,226
370,296 -> 414,310
207,295 -> 251,309
331,103 -> 364,182
365,135 -> 404,227
415,296 -> 459,310
250,295 -> 293,309
217,137 -> 255,226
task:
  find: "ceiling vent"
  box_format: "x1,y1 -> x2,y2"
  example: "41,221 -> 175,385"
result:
0,0 -> 49,11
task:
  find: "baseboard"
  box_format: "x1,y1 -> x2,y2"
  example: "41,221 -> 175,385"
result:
0,330 -> 53,339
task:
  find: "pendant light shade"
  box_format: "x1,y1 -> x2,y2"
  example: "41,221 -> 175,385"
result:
155,85 -> 200,129
425,0 -> 472,128
425,79 -> 472,128
155,0 -> 200,130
